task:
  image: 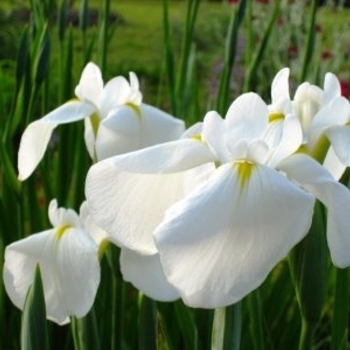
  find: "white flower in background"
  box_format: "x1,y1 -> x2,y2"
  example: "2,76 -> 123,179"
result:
3,200 -> 100,325
270,68 -> 350,179
18,62 -> 185,180
87,92 -> 350,308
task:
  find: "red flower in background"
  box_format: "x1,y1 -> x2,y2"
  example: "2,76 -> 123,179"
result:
321,51 -> 333,60
340,80 -> 350,98
315,24 -> 322,33
288,45 -> 298,59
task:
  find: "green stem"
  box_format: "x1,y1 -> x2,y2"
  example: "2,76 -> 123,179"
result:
299,320 -> 316,350
212,303 -> 241,350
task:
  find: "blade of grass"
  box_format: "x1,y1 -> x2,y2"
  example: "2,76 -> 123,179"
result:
21,265 -> 49,350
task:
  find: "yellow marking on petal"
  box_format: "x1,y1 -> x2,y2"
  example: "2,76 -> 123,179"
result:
192,134 -> 202,142
269,112 -> 284,122
235,161 -> 255,190
126,103 -> 142,118
309,135 -> 330,163
56,225 -> 71,240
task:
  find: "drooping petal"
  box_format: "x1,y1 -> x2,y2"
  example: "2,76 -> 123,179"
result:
139,104 -> 185,146
88,138 -> 215,175
271,67 -> 290,103
74,62 -> 103,108
86,161 -> 214,254
155,162 -> 314,308
325,125 -> 350,166
120,249 -> 179,301
95,106 -> 141,160
18,101 -> 95,180
226,93 -> 269,143
323,146 -> 346,181
278,154 -> 350,267
53,227 -> 100,320
3,230 -> 52,315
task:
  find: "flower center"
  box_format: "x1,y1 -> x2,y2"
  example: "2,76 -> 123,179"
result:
234,160 -> 255,190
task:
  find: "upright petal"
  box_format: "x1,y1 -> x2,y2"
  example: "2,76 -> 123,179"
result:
120,249 -> 179,301
86,160 -> 214,254
139,104 -> 185,146
324,72 -> 341,104
226,93 -> 268,145
18,101 -> 95,180
155,162 -> 314,308
271,67 -> 290,103
74,62 -> 103,108
278,154 -> 350,267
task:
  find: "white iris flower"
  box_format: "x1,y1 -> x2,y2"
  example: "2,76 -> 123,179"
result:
86,92 -> 350,308
3,200 -> 100,325
270,68 -> 350,179
18,62 -> 184,180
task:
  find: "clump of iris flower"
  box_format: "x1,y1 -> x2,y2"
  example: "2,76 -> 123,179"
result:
18,62 -> 184,180
86,92 -> 350,308
270,68 -> 350,180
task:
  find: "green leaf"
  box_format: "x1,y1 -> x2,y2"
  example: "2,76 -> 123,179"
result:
21,265 -> 49,350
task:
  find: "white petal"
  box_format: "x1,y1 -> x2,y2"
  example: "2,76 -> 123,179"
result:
48,199 -> 80,228
326,125 -> 350,165
86,160 -> 214,254
53,227 -> 100,320
84,118 -> 95,159
100,76 -> 132,116
268,114 -> 303,167
74,62 -> 103,108
95,106 -> 141,160
18,101 -> 95,180
202,111 -> 230,163
181,122 -> 203,139
271,68 -> 290,103
324,73 -> 341,104
18,120 -> 56,181
309,96 -> 350,146
128,72 -> 143,105
80,201 -> 109,245
120,249 -> 179,301
3,230 -> 51,313
226,93 -> 268,144
155,162 -> 314,308
323,146 -> 346,181
139,104 -> 185,146
278,154 -> 350,267
90,138 -> 215,174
